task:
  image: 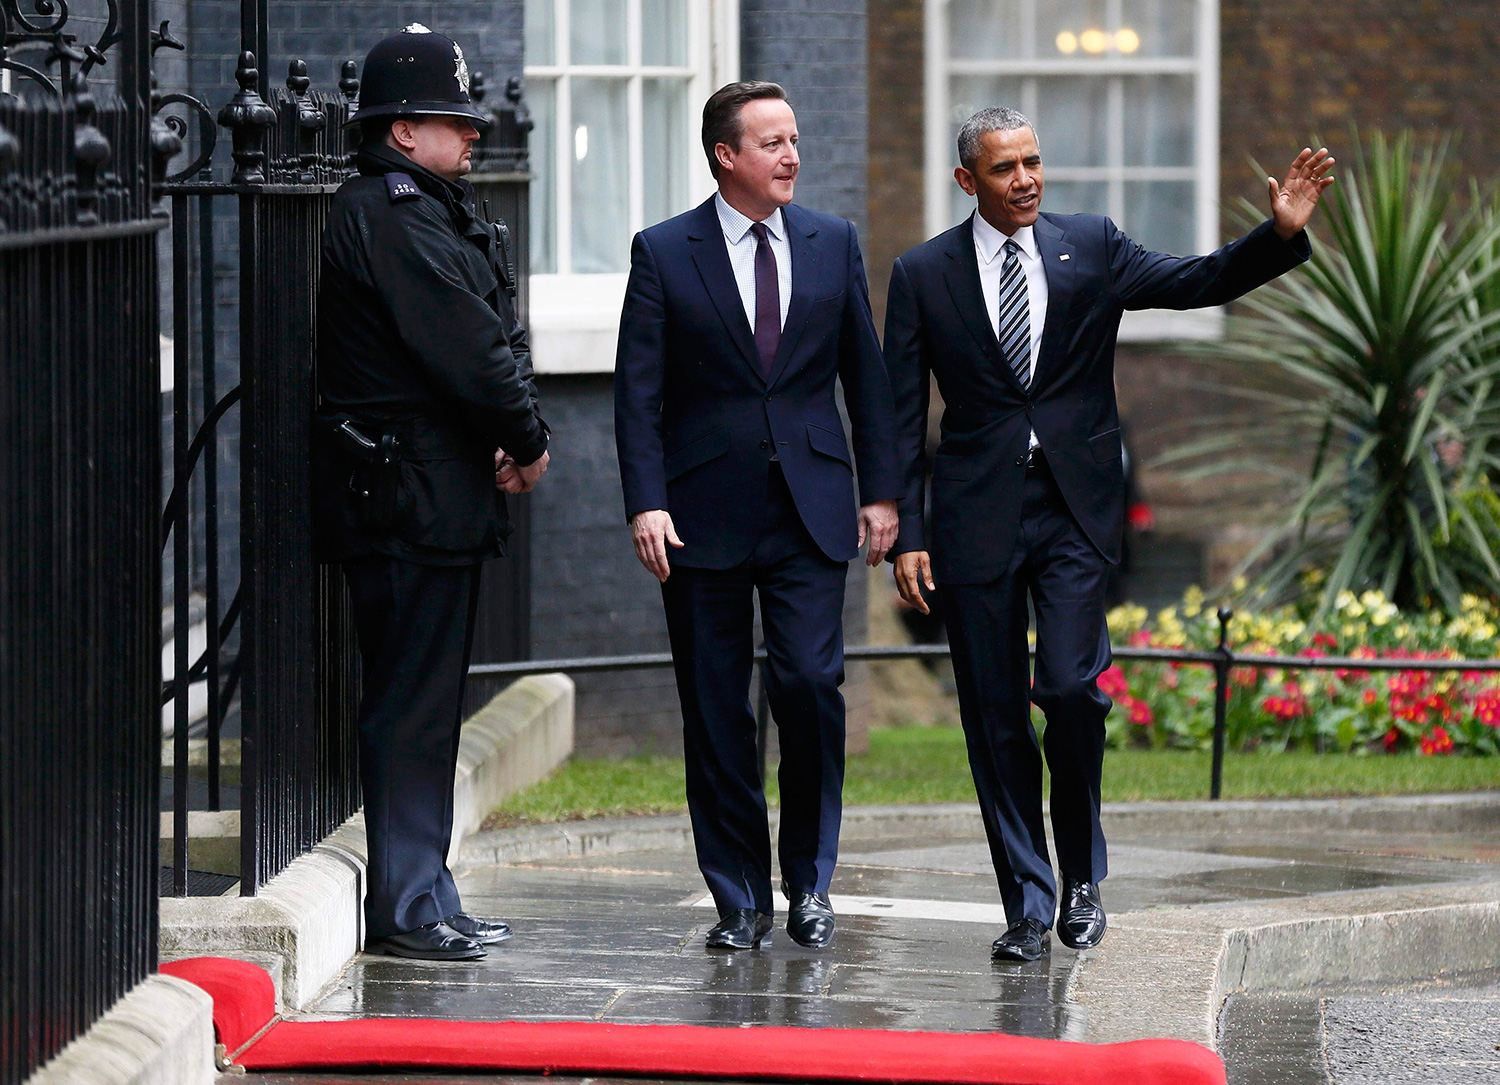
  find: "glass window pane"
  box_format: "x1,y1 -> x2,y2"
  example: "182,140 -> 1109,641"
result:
1040,179 -> 1109,218
949,0 -> 1024,61
1119,0 -> 1196,57
642,0 -> 689,67
527,77 -> 556,274
643,78 -> 690,228
570,78 -> 630,273
570,0 -> 627,65
1038,0 -> 1109,60
525,0 -> 555,66
1123,181 -> 1196,254
1035,77 -> 1108,168
1122,75 -> 1194,167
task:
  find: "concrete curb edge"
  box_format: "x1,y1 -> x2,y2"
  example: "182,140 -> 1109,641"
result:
24,974 -> 215,1085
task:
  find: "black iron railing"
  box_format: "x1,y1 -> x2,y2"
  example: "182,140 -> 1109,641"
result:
158,49 -> 367,897
1,2 -> 161,1080
470,607 -> 1500,800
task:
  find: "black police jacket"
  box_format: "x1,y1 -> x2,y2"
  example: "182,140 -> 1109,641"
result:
314,143 -> 548,565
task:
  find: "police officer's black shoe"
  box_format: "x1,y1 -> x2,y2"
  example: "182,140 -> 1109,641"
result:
446,912 -> 513,945
991,918 -> 1050,962
1056,880 -> 1107,950
367,920 -> 486,960
705,909 -> 774,950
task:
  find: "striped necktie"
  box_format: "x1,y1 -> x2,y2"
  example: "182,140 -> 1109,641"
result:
996,238 -> 1031,389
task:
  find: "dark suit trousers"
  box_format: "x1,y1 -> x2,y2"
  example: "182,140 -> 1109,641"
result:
661,463 -> 848,916
343,554 -> 482,939
941,458 -> 1112,927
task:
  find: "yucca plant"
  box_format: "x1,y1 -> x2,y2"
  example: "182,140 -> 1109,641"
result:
1162,132 -> 1500,616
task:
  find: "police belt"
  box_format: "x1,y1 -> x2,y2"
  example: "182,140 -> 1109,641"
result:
326,416 -> 489,463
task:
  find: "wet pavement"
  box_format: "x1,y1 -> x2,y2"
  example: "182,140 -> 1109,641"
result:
1220,971 -> 1500,1084
247,813 -> 1500,1084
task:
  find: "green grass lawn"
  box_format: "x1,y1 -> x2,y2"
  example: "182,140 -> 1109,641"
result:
482,725 -> 1498,828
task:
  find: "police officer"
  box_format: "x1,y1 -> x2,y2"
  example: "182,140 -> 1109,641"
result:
315,24 -> 549,961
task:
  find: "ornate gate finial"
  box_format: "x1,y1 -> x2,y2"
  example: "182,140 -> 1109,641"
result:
218,51 -> 276,185
71,72 -> 112,226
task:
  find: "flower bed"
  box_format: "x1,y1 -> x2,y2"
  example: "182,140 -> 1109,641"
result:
1102,587 -> 1500,756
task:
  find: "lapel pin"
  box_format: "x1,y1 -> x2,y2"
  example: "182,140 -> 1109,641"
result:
1059,253 -> 1071,261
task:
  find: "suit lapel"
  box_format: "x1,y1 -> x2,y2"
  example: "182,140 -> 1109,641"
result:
686,197 -> 763,381
1031,214 -> 1076,393
765,204 -> 819,389
942,214 -> 1028,394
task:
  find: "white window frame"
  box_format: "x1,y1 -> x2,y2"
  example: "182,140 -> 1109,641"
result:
924,0 -> 1222,341
526,0 -> 740,373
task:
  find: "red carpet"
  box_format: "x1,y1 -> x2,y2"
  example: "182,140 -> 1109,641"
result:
162,956 -> 1226,1084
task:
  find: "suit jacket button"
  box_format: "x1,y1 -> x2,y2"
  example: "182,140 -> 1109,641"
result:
760,439 -> 769,449
1014,456 -> 1025,466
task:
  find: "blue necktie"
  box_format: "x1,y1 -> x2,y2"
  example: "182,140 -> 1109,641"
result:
996,238 -> 1031,389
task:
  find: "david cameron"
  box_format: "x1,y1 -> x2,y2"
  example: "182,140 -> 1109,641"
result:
615,82 -> 900,951
884,107 -> 1333,961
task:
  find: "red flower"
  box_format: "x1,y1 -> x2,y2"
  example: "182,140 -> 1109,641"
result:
1261,681 -> 1310,721
1419,727 -> 1454,756
1125,697 -> 1154,727
1128,629 -> 1153,648
1098,665 -> 1129,699
1383,727 -> 1401,752
1312,632 -> 1338,649
1363,688 -> 1379,707
1474,687 -> 1500,728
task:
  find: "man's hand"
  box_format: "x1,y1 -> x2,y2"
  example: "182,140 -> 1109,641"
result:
495,448 -> 550,493
631,509 -> 684,583
858,500 -> 899,567
894,551 -> 935,615
1269,147 -> 1335,240
495,449 -> 524,493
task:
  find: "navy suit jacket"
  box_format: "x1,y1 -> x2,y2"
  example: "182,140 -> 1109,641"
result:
615,197 -> 900,569
885,212 -> 1311,584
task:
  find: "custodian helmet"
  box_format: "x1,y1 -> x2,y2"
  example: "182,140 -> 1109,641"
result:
347,24 -> 490,129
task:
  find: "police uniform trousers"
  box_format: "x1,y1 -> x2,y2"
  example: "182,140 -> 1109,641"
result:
661,461 -> 848,917
343,554 -> 483,939
940,454 -> 1113,928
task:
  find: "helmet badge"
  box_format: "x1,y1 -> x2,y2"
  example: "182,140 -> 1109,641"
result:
402,22 -> 432,33
453,42 -> 470,95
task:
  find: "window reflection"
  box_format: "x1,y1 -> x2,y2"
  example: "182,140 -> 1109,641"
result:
570,78 -> 630,273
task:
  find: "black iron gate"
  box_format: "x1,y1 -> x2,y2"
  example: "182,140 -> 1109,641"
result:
1,3 -> 161,1079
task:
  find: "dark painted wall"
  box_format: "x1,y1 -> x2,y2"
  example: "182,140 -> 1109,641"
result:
741,0 -> 870,234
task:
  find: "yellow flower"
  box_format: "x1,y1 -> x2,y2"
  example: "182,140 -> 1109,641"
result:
1231,575 -> 1249,594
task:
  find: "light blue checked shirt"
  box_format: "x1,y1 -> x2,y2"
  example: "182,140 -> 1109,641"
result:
716,192 -> 793,333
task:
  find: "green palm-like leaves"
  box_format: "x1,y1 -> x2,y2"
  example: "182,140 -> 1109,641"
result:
1164,132 -> 1500,615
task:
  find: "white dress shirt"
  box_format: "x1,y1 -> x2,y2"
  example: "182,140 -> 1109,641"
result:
716,192 -> 793,332
973,213 -> 1048,448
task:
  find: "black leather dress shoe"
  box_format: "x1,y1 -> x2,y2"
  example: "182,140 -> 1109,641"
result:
705,909 -> 774,950
1057,880 -> 1107,950
786,892 -> 835,949
991,918 -> 1051,962
446,912 -> 514,945
366,920 -> 486,961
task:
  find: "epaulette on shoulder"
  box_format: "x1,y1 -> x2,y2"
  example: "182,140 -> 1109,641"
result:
386,172 -> 422,203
